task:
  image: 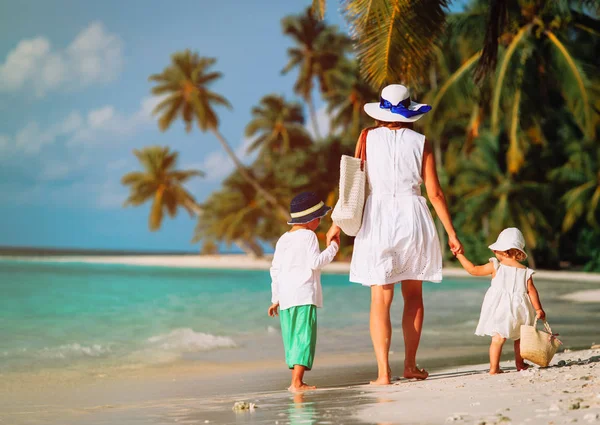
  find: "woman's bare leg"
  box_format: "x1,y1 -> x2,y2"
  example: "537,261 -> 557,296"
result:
401,280 -> 428,380
370,284 -> 395,385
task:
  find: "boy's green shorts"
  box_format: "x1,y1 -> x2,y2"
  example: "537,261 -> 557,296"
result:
279,304 -> 317,370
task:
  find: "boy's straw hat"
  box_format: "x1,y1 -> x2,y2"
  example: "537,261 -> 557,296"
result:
364,84 -> 432,123
287,192 -> 332,225
489,228 -> 528,259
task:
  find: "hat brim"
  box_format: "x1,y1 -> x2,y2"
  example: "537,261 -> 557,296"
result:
364,101 -> 430,123
287,205 -> 332,225
488,242 -> 528,259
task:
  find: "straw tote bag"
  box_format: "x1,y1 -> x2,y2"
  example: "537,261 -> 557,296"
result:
520,318 -> 562,367
331,129 -> 368,236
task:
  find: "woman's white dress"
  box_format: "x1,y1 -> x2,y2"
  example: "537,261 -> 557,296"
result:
475,258 -> 536,340
350,127 -> 443,285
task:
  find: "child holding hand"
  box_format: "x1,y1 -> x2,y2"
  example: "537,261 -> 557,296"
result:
455,228 -> 545,374
268,192 -> 339,391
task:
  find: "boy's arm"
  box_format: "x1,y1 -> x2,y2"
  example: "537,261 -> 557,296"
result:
308,234 -> 339,270
270,246 -> 281,305
527,278 -> 545,319
455,253 -> 494,277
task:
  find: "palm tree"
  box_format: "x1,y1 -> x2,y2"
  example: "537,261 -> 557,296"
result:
281,8 -> 349,139
149,50 -> 290,220
245,94 -> 312,154
341,0 -> 450,88
551,142 -> 600,232
325,59 -> 378,139
453,133 -> 549,266
121,146 -> 203,231
193,171 -> 283,257
429,0 -> 598,174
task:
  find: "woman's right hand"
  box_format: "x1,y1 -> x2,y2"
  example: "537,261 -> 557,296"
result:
326,224 -> 341,246
448,234 -> 463,255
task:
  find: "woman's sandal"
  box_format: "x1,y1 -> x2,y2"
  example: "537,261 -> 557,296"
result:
403,367 -> 429,380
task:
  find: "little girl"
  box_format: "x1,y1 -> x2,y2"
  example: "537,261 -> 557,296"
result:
455,228 -> 546,374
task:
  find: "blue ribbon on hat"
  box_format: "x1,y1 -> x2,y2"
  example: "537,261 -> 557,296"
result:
379,97 -> 432,118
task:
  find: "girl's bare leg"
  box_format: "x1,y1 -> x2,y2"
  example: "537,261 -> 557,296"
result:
401,280 -> 428,379
489,334 -> 506,374
289,365 -> 316,392
370,284 -> 395,385
514,339 -> 529,371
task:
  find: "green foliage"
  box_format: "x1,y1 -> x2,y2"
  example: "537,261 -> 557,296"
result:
134,1 -> 600,270
245,94 -> 312,154
121,146 -> 203,231
149,50 -> 230,132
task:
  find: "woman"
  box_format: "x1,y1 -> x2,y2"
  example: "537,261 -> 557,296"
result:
327,84 -> 462,385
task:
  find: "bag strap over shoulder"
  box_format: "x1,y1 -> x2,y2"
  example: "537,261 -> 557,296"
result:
354,129 -> 368,170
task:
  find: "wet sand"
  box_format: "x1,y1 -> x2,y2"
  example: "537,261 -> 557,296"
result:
2,348 -> 599,424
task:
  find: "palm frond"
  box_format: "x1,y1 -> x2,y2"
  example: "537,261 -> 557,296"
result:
312,0 -> 326,19
507,89 -> 524,175
546,30 -> 594,139
343,0 -> 449,88
491,24 -> 532,134
430,51 -> 481,119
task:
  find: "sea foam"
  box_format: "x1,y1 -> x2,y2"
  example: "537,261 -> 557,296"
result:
37,343 -> 111,359
146,328 -> 236,352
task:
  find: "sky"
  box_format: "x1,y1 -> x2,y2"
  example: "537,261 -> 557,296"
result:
0,1 -> 465,252
0,0 -> 351,252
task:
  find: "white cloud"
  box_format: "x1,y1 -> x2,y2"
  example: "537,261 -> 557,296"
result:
106,158 -> 128,171
198,137 -> 255,182
88,106 -> 115,128
0,22 -> 123,97
11,112 -> 84,155
306,106 -> 334,140
39,160 -> 72,181
1,96 -> 158,158
0,135 -> 9,152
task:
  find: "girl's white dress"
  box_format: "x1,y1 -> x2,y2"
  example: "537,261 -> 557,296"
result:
349,127 -> 443,285
475,258 -> 536,340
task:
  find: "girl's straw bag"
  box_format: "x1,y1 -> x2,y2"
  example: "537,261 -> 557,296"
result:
520,318 -> 562,367
332,129 -> 368,236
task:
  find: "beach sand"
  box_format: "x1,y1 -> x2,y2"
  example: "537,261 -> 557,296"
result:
2,348 -> 599,425
4,254 -> 600,283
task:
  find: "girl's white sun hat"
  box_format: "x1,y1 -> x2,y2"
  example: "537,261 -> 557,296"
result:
489,228 -> 528,259
364,84 -> 432,123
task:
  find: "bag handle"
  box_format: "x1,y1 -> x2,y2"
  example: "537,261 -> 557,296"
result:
533,317 -> 554,335
354,129 -> 368,170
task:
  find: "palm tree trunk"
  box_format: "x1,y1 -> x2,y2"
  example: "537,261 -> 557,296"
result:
184,199 -> 203,216
433,138 -> 447,255
211,129 -> 290,220
528,253 -> 536,269
307,93 -> 322,140
236,239 -> 264,258
184,199 -> 265,258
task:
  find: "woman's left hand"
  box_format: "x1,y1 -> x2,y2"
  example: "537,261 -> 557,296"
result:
448,234 -> 463,255
326,224 -> 341,246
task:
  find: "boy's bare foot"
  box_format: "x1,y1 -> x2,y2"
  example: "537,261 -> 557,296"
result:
288,382 -> 316,392
370,376 -> 392,385
489,369 -> 504,375
516,362 -> 530,371
403,367 -> 429,380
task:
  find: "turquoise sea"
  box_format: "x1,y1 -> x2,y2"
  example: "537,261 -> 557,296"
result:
1,259 -> 598,378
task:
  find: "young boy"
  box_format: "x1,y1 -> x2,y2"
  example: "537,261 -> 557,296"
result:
268,191 -> 340,392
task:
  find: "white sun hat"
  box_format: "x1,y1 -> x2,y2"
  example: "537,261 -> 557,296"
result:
364,84 -> 432,123
488,228 -> 528,259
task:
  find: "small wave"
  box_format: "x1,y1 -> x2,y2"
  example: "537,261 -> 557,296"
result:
146,328 -> 236,352
37,343 -> 111,359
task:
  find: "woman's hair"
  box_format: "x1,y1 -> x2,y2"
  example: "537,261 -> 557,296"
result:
374,120 -> 414,130
495,249 -> 527,262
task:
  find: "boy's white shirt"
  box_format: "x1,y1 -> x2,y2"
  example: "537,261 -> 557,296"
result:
270,229 -> 339,310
